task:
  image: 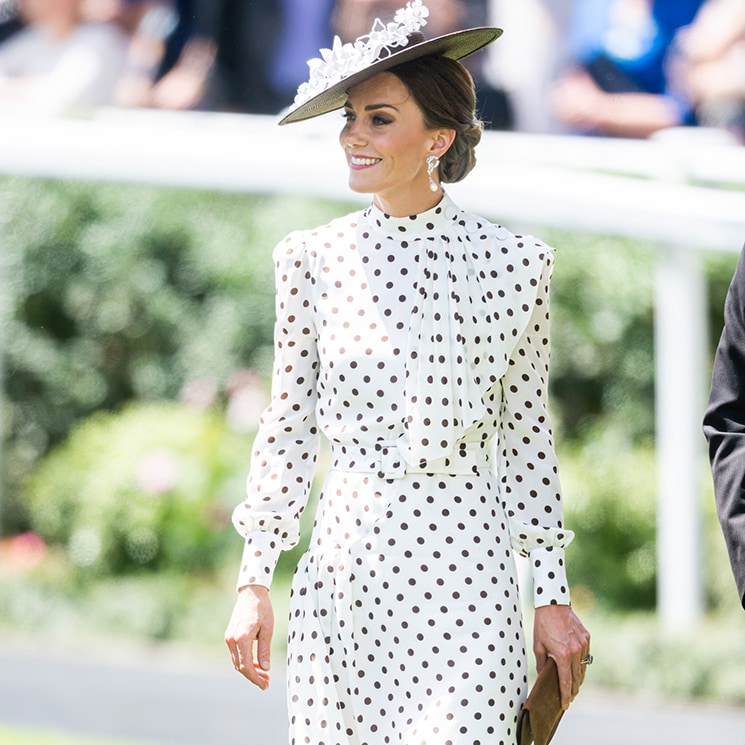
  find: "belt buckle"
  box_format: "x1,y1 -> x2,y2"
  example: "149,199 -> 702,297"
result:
377,444 -> 406,479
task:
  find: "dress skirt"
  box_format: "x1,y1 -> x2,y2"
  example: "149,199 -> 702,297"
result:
286,461 -> 528,745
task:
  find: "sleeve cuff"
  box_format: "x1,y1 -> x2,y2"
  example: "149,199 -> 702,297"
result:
236,531 -> 282,591
531,546 -> 571,607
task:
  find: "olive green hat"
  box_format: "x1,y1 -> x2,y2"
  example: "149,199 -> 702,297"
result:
279,1 -> 502,125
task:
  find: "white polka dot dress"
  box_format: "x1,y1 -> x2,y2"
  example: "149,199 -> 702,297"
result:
233,192 -> 574,745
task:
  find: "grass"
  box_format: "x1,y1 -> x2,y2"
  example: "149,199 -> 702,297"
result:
0,725 -> 157,745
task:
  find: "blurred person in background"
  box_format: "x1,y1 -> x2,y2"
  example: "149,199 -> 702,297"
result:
332,0 -> 513,127
82,0 -> 177,108
78,0 -> 287,113
674,0 -> 745,143
130,0 -> 284,113
332,0 -> 464,38
78,0 -> 214,111
129,0 -> 216,111
268,0 -> 335,111
550,0 -> 704,138
488,0 -> 574,133
0,0 -> 23,43
0,0 -> 128,114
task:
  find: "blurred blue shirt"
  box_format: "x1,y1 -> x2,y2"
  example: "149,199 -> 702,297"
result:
569,0 -> 703,95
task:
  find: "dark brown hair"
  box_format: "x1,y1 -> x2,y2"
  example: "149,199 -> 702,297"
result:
388,54 -> 482,183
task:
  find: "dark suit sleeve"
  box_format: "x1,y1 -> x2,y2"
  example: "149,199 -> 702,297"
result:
703,243 -> 745,608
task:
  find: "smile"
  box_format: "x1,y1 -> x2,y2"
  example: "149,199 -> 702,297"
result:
350,156 -> 382,167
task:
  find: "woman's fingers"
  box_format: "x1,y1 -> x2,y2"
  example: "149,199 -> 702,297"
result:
533,604 -> 591,709
225,585 -> 274,690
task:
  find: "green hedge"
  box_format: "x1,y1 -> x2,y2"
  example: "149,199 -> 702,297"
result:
24,401 -> 249,577
0,177 -> 347,532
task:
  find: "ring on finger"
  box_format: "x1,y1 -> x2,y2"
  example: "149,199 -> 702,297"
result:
580,653 -> 593,665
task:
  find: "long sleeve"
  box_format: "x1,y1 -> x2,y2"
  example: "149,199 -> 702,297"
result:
232,232 -> 321,589
703,244 -> 745,608
497,250 -> 574,608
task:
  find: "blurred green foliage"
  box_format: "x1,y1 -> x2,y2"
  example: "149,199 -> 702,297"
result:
548,233 -> 657,442
0,177 -> 346,532
0,176 -> 740,618
24,402 -> 247,577
559,433 -> 657,610
573,610 -> 745,702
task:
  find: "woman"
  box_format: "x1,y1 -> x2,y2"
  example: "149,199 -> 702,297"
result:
225,3 -> 590,743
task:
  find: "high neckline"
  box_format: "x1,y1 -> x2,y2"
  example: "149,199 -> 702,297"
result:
363,192 -> 460,239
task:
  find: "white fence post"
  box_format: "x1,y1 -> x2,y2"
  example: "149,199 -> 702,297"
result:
654,243 -> 706,631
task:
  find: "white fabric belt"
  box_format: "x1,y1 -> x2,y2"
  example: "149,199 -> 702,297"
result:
330,440 -> 491,480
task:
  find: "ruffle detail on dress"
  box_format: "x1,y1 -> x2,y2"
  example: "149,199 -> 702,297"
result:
364,194 -> 552,464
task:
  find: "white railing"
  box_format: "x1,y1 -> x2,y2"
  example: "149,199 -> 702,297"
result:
2,107 -> 744,630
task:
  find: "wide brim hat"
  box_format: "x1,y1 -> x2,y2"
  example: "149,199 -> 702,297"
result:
279,3 -> 502,125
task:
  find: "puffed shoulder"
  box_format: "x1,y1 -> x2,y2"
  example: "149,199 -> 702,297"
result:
271,231 -> 321,293
272,211 -> 364,276
501,232 -> 555,290
272,230 -> 308,264
497,229 -> 555,267
455,211 -> 555,282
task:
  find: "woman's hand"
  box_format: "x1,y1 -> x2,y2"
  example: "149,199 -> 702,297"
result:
225,585 -> 274,690
533,604 -> 590,710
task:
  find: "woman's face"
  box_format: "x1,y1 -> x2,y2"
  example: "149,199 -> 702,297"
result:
339,72 -> 451,216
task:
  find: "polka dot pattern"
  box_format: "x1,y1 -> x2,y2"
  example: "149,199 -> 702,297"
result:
232,193 -> 574,743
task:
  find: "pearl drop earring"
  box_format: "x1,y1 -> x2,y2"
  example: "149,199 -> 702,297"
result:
426,155 -> 440,192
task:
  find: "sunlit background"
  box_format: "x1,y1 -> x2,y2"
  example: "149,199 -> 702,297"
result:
1,1 -> 745,744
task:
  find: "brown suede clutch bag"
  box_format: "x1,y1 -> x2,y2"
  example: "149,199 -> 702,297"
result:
516,657 -> 565,745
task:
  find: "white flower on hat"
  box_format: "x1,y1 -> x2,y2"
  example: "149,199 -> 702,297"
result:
394,0 -> 430,28
304,35 -> 355,91
292,1 -> 430,108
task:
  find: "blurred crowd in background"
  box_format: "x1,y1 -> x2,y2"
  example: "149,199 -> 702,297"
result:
0,0 -> 743,142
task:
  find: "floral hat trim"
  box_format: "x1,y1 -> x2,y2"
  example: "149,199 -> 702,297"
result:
279,1 -> 502,125
295,1 -> 429,109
